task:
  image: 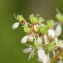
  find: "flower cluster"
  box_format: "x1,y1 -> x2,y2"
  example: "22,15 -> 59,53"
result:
12,10 -> 63,63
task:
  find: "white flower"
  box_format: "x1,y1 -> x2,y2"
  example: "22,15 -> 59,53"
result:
37,36 -> 42,44
28,35 -> 33,42
23,46 -> 35,60
12,22 -> 19,30
44,35 -> 49,44
55,24 -> 62,36
38,48 -> 49,63
48,29 -> 56,38
21,36 -> 28,43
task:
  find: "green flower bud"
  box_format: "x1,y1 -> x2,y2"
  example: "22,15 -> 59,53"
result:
44,46 -> 51,52
39,25 -> 47,34
17,15 -> 24,21
47,20 -> 54,28
24,26 -> 30,33
56,13 -> 63,22
29,14 -> 37,23
44,42 -> 54,52
37,17 -> 44,23
34,42 -> 39,48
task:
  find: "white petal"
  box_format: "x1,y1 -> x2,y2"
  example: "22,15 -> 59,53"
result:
37,37 -> 42,44
23,48 -> 32,53
48,29 -> 56,38
52,50 -> 55,57
12,22 -> 19,30
28,35 -> 33,42
44,35 -> 49,44
28,49 -> 35,60
38,48 -> 48,61
54,37 -> 58,44
55,24 -> 62,36
38,58 -> 42,62
21,36 -> 28,43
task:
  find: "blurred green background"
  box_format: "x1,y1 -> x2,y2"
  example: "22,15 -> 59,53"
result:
0,0 -> 63,63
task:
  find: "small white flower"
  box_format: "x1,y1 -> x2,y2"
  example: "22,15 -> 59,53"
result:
23,47 -> 32,53
21,35 -> 28,43
37,36 -> 42,44
44,35 -> 49,44
48,29 -> 56,38
28,35 -> 33,42
38,48 -> 49,63
12,22 -> 19,30
55,24 -> 62,36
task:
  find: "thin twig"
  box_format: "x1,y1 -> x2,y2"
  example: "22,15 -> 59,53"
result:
50,49 -> 63,63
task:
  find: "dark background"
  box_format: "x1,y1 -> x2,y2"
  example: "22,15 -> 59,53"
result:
0,0 -> 63,63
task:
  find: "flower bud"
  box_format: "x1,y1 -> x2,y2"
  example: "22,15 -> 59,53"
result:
34,42 -> 39,48
29,14 -> 37,23
17,15 -> 24,21
47,20 -> 54,28
56,13 -> 63,22
39,25 -> 47,34
24,26 -> 30,33
38,17 -> 44,23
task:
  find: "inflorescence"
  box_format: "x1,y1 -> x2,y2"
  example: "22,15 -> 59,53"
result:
12,10 -> 63,63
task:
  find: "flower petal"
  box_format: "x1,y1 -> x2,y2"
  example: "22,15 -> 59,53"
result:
44,35 -> 49,44
54,37 -> 58,44
12,22 -> 19,30
48,29 -> 56,38
28,35 -> 33,42
37,58 -> 42,62
21,36 -> 28,43
23,48 -> 32,53
38,48 -> 49,62
55,24 -> 62,36
28,49 -> 35,60
37,36 -> 42,44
